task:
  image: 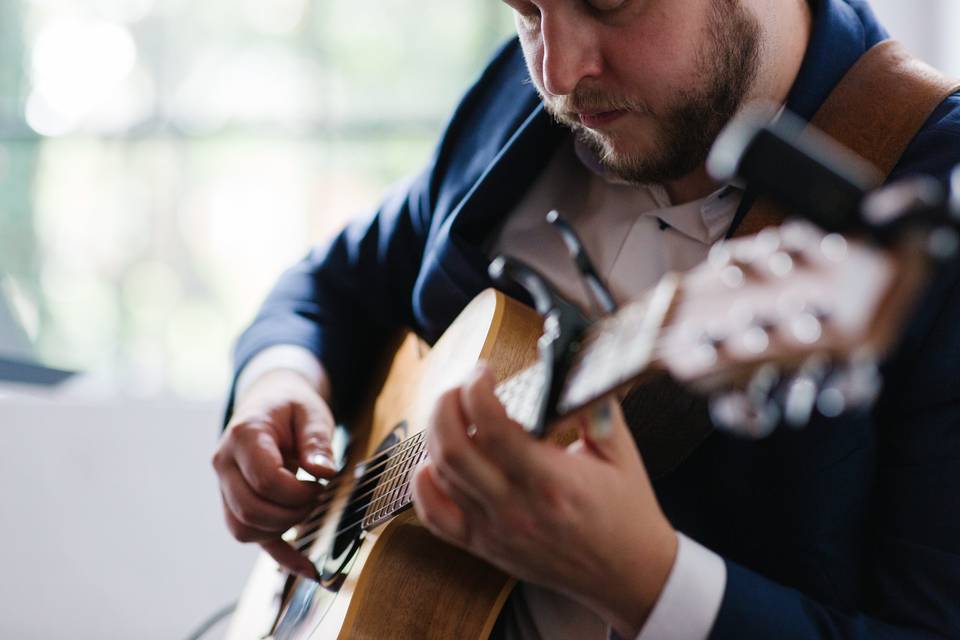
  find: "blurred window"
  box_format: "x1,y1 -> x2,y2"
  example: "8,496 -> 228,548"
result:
0,0 -> 514,399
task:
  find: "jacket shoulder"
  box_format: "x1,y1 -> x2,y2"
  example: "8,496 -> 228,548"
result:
426,38 -> 542,212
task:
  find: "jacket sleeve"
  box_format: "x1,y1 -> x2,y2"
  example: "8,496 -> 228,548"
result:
224,38 -> 529,423
227,168 -> 433,421
708,257 -> 960,640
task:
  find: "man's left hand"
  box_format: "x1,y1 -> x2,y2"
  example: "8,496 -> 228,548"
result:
411,363 -> 679,638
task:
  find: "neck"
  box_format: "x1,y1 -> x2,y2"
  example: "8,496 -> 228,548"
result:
664,0 -> 814,205
663,165 -> 719,205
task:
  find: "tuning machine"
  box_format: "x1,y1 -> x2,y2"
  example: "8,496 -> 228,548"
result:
709,364 -> 782,439
816,353 -> 882,418
781,354 -> 832,428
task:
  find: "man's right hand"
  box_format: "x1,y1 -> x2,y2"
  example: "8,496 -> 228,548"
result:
213,368 -> 338,579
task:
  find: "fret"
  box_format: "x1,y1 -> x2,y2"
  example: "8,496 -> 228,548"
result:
386,439 -> 411,507
558,275 -> 678,414
365,445 -> 402,528
494,361 -> 546,430
390,437 -> 420,513
362,433 -> 426,529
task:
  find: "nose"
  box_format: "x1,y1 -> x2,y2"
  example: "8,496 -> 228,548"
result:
540,14 -> 602,97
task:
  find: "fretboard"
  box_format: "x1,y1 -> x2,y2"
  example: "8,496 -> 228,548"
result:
359,368 -> 547,530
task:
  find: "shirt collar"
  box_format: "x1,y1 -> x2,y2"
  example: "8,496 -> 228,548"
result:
573,140 -> 739,245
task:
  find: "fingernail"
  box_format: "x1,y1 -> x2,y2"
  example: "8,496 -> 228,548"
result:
589,401 -> 613,440
308,452 -> 335,469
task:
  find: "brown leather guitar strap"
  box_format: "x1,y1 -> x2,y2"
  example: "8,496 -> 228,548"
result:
735,39 -> 960,236
626,40 -> 960,478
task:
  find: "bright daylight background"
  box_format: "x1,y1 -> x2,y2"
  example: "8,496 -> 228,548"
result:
0,1 -> 958,638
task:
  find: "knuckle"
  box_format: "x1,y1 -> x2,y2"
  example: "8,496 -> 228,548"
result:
432,388 -> 462,425
211,448 -> 227,471
474,424 -> 504,450
529,477 -> 565,513
299,433 -> 330,451
232,419 -> 266,442
234,527 -> 259,543
226,517 -> 253,542
247,469 -> 278,497
502,508 -> 535,539
434,440 -> 466,471
232,501 -> 263,528
474,526 -> 504,557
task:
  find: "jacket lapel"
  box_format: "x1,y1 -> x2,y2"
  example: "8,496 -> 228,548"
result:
413,104 -> 567,341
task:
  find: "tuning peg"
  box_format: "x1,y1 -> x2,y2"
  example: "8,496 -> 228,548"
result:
709,364 -> 782,439
780,354 -> 831,428
709,391 -> 781,439
816,354 -> 882,418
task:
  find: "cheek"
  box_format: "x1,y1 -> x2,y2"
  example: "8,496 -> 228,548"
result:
518,32 -> 546,92
601,6 -> 708,103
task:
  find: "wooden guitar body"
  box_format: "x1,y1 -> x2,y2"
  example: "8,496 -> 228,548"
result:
227,290 -> 543,639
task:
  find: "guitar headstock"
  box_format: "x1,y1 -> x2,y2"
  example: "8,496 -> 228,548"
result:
660,221 -> 914,386
556,220 -> 928,437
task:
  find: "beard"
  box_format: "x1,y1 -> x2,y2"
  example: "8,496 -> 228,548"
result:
539,0 -> 762,186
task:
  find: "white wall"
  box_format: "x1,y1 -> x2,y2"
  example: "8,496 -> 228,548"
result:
0,389 -> 257,639
870,0 -> 960,75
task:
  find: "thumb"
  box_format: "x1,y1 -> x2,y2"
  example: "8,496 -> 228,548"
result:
579,397 -> 634,464
293,399 -> 337,478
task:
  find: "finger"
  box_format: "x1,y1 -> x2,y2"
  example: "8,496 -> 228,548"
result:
428,387 -> 510,507
232,427 -> 324,507
578,398 -> 636,464
412,463 -> 469,547
432,462 -> 491,528
292,401 -> 337,479
260,539 -> 321,580
461,363 -> 561,480
221,499 -> 283,544
221,464 -> 315,532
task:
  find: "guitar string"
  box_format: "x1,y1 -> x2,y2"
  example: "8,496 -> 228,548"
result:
286,432 -> 428,535
299,437 -> 427,538
290,336 -> 683,551
290,309 -> 678,510
295,448 -> 428,552
291,278 -> 799,551
294,429 -> 424,499
320,445 -> 428,542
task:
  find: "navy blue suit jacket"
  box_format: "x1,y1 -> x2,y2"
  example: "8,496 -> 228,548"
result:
231,0 -> 960,636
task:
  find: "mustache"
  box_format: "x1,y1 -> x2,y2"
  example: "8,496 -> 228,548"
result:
541,85 -> 654,121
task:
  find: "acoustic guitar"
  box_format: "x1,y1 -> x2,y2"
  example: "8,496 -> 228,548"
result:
226,220 -> 927,639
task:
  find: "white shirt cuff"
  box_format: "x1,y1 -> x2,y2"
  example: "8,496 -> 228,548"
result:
632,533 -> 727,640
234,344 -> 324,400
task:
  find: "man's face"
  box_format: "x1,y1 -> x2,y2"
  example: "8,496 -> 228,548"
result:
505,0 -> 762,185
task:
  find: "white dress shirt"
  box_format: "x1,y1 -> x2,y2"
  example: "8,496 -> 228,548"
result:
235,138 -> 738,640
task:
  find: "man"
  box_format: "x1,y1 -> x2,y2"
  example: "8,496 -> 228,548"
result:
213,0 -> 960,637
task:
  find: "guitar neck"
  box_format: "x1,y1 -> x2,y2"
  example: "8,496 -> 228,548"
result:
360,282 -> 681,529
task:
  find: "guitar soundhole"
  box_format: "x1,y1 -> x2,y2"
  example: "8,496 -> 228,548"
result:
273,423 -> 408,639
319,424 -> 405,586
